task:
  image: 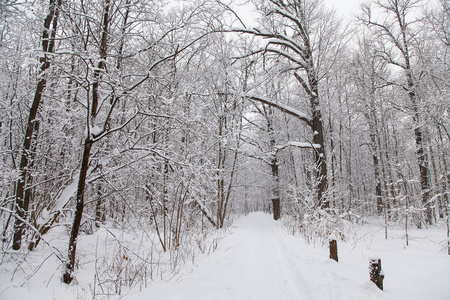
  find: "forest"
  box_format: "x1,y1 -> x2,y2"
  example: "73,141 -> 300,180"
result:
0,0 -> 449,297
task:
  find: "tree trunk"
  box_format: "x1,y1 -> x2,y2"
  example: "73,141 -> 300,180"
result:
328,113 -> 336,208
372,139 -> 383,215
216,115 -> 225,228
12,0 -> 61,250
236,0 -> 330,209
271,156 -> 280,220
94,183 -> 103,228
267,106 -> 281,220
63,139 -> 93,284
306,45 -> 327,208
63,0 -> 110,283
310,94 -> 328,208
438,127 -> 450,254
410,91 -> 432,225
401,1 -> 432,224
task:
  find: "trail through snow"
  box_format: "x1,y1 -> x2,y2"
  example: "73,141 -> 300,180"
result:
129,212 -> 387,300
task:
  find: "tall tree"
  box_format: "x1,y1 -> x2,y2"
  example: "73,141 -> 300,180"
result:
352,38 -> 387,215
361,0 -> 433,224
12,0 -> 62,250
232,0 -> 345,208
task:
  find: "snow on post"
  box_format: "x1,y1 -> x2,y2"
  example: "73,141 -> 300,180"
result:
328,235 -> 338,262
369,257 -> 384,290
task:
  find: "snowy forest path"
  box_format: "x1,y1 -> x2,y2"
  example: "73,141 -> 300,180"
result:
131,212 -> 385,300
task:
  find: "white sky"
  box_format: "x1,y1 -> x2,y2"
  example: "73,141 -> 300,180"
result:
233,0 -> 366,28
323,0 -> 365,19
233,0 -> 437,28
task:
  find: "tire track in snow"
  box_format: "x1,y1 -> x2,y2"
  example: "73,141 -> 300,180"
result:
131,212 -> 383,300
269,229 -> 309,299
218,212 -> 309,300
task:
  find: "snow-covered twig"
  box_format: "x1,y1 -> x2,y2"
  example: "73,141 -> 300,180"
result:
0,207 -> 65,262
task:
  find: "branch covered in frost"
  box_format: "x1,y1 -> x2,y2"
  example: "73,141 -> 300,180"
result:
244,94 -> 312,127
227,27 -> 307,67
276,141 -> 321,152
191,199 -> 217,228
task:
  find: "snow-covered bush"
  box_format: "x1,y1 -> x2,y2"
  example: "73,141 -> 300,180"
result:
283,186 -> 359,246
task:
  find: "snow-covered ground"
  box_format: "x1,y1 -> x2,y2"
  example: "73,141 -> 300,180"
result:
129,212 -> 450,300
1,212 -> 449,299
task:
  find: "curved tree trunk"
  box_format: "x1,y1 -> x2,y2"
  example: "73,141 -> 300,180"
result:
12,0 -> 61,250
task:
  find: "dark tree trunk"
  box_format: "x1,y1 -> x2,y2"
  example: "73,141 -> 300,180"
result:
63,139 -> 93,284
410,89 -> 432,225
296,61 -> 328,209
310,95 -> 328,208
12,0 -> 61,250
63,0 -> 110,283
13,120 -> 39,249
271,155 -> 280,220
270,148 -> 281,220
374,153 -> 383,214
305,42 -> 327,208
328,114 -> 336,207
368,121 -> 383,215
401,3 -> 432,224
216,115 -> 225,229
95,183 -> 103,228
267,107 -> 281,220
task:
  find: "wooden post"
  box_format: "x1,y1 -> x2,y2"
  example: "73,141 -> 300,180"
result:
369,258 -> 384,290
329,236 -> 338,262
272,198 -> 280,220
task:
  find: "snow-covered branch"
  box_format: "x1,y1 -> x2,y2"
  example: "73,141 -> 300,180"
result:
275,141 -> 321,152
269,7 -> 309,42
244,94 -> 312,127
228,27 -> 307,67
0,207 -> 65,262
92,111 -> 139,142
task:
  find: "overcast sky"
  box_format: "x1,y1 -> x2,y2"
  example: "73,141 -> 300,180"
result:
233,0 -> 366,27
324,0 -> 364,18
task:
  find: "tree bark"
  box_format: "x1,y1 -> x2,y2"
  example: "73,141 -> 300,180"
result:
266,106 -> 281,220
303,32 -> 328,208
12,0 -> 61,250
94,183 -> 103,227
310,94 -> 328,208
63,0 -> 110,283
63,139 -> 93,284
400,7 -> 432,223
270,154 -> 281,220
